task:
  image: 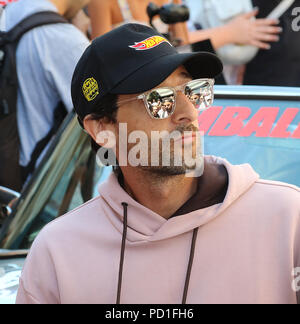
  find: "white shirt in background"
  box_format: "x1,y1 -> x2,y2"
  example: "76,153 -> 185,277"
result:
1,0 -> 90,167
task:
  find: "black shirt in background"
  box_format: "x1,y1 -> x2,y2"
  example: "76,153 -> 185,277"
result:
243,0 -> 300,87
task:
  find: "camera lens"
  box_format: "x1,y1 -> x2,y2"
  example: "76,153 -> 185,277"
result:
159,4 -> 190,25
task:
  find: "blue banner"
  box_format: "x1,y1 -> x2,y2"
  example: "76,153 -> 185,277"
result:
201,95 -> 300,187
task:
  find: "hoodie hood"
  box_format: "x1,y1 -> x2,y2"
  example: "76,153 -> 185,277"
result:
98,155 -> 260,243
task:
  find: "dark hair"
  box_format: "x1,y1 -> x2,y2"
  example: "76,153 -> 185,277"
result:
83,93 -> 123,180
86,93 -> 119,153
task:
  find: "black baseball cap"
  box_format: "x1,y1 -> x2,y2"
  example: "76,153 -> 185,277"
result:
71,23 -> 223,123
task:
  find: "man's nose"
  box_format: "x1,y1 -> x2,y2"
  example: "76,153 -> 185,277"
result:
170,92 -> 198,125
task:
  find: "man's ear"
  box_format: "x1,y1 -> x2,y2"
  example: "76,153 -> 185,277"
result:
83,115 -> 116,149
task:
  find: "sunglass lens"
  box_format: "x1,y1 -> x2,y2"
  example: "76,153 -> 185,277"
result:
146,88 -> 175,119
185,80 -> 213,110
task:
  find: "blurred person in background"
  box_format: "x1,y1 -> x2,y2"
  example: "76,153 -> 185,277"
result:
0,0 -> 90,189
89,0 -> 281,53
243,0 -> 300,87
88,0 -> 188,41
186,0 -> 282,84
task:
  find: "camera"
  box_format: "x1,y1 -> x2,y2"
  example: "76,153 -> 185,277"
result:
146,2 -> 190,46
147,2 -> 190,25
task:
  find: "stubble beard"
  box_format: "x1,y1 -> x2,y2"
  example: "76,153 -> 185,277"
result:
139,124 -> 204,178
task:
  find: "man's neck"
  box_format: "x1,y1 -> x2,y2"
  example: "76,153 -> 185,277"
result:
119,160 -> 229,219
120,167 -> 199,219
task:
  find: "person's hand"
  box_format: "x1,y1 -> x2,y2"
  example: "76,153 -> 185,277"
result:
225,8 -> 282,49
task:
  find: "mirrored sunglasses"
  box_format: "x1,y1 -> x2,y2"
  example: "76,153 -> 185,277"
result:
118,79 -> 215,120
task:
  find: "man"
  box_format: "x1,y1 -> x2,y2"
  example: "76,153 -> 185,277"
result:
151,99 -> 161,110
162,99 -> 174,114
150,104 -> 160,119
17,24 -> 300,304
188,94 -> 199,106
157,105 -> 169,119
1,0 -> 90,186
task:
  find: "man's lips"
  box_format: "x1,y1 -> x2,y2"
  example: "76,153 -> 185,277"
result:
174,132 -> 197,143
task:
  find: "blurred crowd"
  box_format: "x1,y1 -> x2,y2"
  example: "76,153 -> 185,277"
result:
0,0 -> 299,191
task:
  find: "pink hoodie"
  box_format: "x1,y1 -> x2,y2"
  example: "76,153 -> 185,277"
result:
16,156 -> 300,304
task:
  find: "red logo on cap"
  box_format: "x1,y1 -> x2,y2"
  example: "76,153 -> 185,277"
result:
129,36 -> 171,51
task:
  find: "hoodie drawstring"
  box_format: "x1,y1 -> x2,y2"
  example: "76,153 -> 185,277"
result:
116,202 -> 128,304
182,227 -> 199,304
116,203 -> 199,304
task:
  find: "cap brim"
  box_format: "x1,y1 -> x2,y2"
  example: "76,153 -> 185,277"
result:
110,51 -> 223,95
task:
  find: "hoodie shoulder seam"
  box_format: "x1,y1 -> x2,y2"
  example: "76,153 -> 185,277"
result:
35,195 -> 104,233
255,179 -> 300,193
57,195 -> 103,218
